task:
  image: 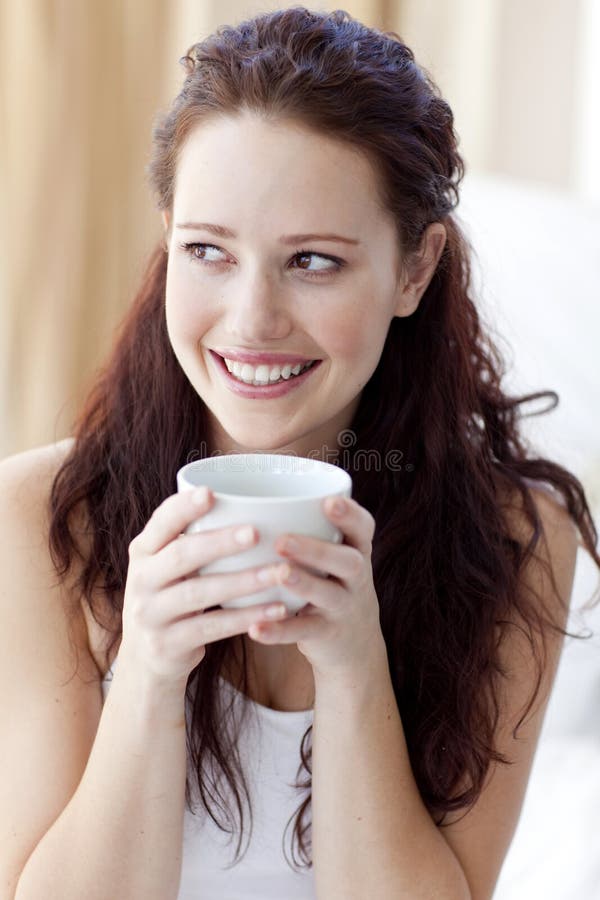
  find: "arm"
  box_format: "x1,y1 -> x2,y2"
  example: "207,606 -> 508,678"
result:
311,485 -> 577,900
14,661 -> 189,900
312,641 -> 471,900
0,448 -> 188,900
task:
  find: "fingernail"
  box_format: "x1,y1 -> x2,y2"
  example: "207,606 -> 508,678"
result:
192,487 -> 209,505
284,566 -> 300,584
280,537 -> 299,554
265,604 -> 286,619
257,565 -> 279,584
234,525 -> 255,545
331,498 -> 346,516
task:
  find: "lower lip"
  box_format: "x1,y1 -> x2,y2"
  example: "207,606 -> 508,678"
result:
208,350 -> 322,399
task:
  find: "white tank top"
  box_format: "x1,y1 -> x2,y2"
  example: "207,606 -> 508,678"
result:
101,659 -> 316,899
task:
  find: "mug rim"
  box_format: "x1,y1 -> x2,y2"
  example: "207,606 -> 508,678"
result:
177,453 -> 352,502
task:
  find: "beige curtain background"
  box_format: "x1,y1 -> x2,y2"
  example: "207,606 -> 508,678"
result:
0,0 -> 591,457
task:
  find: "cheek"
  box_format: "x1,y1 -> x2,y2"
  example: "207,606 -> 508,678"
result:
323,305 -> 388,366
165,267 -> 212,342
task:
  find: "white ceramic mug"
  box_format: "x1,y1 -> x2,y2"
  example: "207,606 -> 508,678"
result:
176,453 -> 353,612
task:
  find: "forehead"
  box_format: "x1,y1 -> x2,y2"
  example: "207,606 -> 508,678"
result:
172,112 -> 392,236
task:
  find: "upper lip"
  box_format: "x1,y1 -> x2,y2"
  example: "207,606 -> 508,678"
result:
211,348 -> 318,366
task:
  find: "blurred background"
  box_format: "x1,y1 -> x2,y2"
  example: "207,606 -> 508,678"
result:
1,2 -> 599,897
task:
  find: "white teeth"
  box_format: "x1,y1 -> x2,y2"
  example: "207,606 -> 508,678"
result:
222,356 -> 314,386
248,364 -> 268,383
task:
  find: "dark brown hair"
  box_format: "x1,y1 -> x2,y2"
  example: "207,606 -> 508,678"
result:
48,6 -> 599,872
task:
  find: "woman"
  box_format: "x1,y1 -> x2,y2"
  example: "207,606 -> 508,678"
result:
3,7 -> 598,900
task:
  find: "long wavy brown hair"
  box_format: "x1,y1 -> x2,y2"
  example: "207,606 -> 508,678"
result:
48,6 -> 599,872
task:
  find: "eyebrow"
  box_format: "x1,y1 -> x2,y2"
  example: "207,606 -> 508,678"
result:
175,221 -> 360,246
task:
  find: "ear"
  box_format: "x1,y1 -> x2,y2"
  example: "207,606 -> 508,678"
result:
394,222 -> 447,317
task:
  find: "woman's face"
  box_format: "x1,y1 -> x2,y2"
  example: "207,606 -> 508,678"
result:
164,111 -> 441,457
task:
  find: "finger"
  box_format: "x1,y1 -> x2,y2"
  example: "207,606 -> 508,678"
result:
275,534 -> 364,584
249,610 -> 328,644
270,563 -> 343,613
146,562 -> 293,624
165,600 -> 289,651
147,522 -> 258,589
131,487 -> 214,557
322,496 -> 375,555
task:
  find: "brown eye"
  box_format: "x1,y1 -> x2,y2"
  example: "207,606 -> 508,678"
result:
180,243 -> 227,263
291,251 -> 342,275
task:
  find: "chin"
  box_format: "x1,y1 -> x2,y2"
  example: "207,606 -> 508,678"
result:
213,428 -> 295,455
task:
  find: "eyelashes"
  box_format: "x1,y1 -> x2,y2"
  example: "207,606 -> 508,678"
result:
178,242 -> 345,279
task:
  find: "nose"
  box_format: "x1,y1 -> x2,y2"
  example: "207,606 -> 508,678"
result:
223,266 -> 293,344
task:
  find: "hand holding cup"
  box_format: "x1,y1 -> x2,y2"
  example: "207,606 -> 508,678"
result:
119,487 -> 298,685
176,453 -> 353,614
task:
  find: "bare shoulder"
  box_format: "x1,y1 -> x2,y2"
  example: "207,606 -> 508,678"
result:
1,436 -> 113,663
0,436 -> 76,519
438,476 -> 579,900
0,435 -> 75,473
0,437 -> 76,585
0,438 -> 104,894
497,476 -> 579,620
495,476 -> 579,715
0,437 -> 74,522
0,436 -> 90,668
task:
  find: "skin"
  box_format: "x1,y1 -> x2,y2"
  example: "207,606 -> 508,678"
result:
161,110 -> 446,688
162,110 -> 445,457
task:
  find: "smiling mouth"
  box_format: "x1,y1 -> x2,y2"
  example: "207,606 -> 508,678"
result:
209,350 -> 322,395
222,357 -> 317,386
